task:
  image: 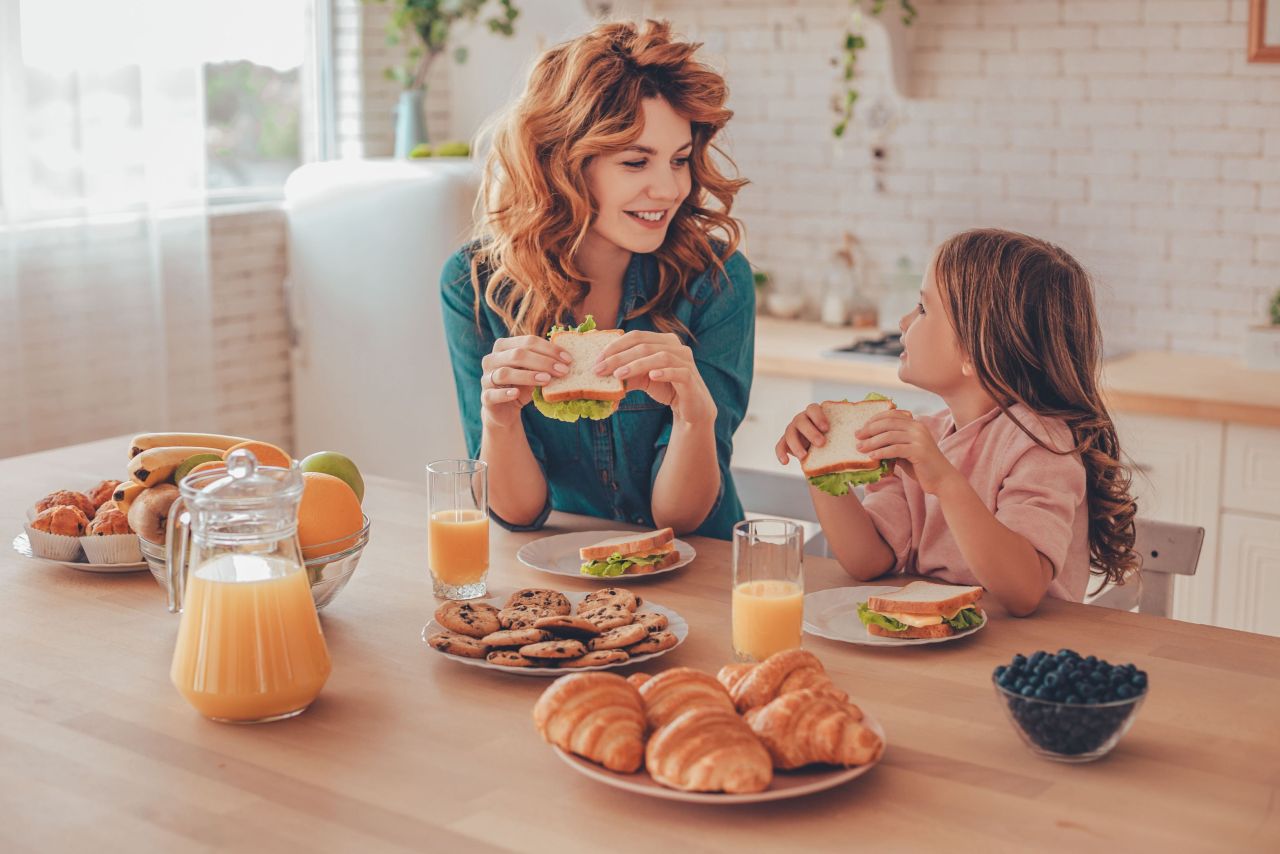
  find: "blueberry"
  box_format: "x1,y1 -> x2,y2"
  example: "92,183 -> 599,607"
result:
1132,672 -> 1147,689
1116,684 -> 1133,700
1031,651 -> 1048,665
995,665 -> 1008,679
1085,655 -> 1098,666
1065,694 -> 1081,704
1012,654 -> 1027,668
1044,672 -> 1059,688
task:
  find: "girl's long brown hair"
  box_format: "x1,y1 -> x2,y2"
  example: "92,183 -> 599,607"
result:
933,229 -> 1139,587
470,19 -> 746,337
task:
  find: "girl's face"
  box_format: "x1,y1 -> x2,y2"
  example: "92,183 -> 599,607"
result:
584,97 -> 693,255
898,260 -> 971,394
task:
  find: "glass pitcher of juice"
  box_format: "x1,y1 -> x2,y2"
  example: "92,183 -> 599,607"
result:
166,449 -> 331,723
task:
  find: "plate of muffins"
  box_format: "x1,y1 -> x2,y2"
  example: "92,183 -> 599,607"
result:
423,586 -> 687,676
14,481 -> 145,572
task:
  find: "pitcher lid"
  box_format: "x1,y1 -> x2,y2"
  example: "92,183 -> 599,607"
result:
181,448 -> 304,510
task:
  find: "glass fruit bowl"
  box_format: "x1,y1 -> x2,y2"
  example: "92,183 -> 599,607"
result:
992,676 -> 1145,763
140,516 -> 371,612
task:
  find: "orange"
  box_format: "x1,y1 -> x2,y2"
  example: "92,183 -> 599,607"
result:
189,461 -> 228,477
297,472 -> 363,560
223,440 -> 291,469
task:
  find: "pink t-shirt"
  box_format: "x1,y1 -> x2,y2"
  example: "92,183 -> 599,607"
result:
861,403 -> 1090,601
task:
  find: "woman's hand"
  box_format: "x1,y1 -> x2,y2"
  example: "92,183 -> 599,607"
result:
594,331 -> 716,426
479,335 -> 571,429
856,409 -> 959,495
775,404 -> 829,464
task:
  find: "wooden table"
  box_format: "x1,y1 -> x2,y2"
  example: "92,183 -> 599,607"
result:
3,438 -> 1279,852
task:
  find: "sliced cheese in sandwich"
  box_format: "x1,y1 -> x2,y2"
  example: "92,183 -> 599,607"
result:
579,527 -> 679,577
533,315 -> 625,423
803,394 -> 896,497
856,580 -> 985,639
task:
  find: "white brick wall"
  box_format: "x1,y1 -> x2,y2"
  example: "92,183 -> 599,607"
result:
638,0 -> 1280,357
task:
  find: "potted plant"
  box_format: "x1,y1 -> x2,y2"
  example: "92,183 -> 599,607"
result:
1244,287 -> 1280,370
366,0 -> 520,157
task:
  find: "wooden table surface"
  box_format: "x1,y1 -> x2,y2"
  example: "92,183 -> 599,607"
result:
3,437 -> 1279,853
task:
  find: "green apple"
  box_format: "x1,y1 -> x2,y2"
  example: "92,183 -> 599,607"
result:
174,452 -> 222,484
300,451 -> 365,503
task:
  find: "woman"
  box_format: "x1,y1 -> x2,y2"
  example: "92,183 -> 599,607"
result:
440,19 -> 753,539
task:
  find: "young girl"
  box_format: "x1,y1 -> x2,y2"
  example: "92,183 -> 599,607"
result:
440,20 -> 753,538
776,229 -> 1138,616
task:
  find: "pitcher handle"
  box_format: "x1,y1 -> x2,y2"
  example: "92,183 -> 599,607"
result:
166,497 -> 192,613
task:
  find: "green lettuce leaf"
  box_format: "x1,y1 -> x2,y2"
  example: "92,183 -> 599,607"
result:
809,463 -> 891,496
531,386 -> 616,423
548,315 -> 597,337
580,551 -> 669,577
863,391 -> 890,401
944,607 -> 984,630
856,601 -> 908,632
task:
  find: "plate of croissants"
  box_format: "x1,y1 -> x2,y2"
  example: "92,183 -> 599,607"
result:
533,648 -> 884,803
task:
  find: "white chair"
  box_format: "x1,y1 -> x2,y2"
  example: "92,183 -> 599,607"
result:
1089,518 -> 1204,618
732,466 -> 829,556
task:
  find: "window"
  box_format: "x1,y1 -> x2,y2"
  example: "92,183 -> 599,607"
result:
1,0 -> 325,218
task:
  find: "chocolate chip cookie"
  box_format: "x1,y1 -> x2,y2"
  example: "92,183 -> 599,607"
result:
434,601 -> 501,639
627,629 -> 678,655
634,612 -> 668,633
532,614 -> 601,639
579,602 -> 635,632
486,650 -> 537,668
426,630 -> 489,659
559,650 -> 630,668
504,588 -> 571,615
481,628 -> 551,648
519,639 -> 588,660
580,587 -> 642,613
588,622 -> 648,651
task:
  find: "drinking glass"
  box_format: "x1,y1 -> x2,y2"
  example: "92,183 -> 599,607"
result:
731,518 -> 804,662
426,459 -> 489,600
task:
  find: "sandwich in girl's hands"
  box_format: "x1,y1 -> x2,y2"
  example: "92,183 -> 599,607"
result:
532,316 -> 626,423
856,581 -> 985,639
802,394 -> 897,496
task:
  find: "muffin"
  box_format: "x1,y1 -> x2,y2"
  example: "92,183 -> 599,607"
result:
32,505 -> 90,537
86,507 -> 132,536
86,480 -> 122,511
34,490 -> 96,520
25,505 -> 90,561
80,506 -> 142,565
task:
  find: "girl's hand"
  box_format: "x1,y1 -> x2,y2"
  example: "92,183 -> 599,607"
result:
775,404 -> 829,465
856,409 -> 959,495
594,331 -> 716,426
479,335 -> 571,429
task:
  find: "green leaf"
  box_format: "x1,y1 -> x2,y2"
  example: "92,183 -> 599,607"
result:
945,608 -> 985,630
809,464 -> 890,496
531,386 -> 615,423
857,602 -> 908,632
547,314 -> 597,337
580,551 -> 669,577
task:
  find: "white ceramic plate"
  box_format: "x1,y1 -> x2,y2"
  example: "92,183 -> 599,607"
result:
551,710 -> 884,804
12,533 -> 147,574
516,530 -> 695,581
422,589 -> 688,677
804,585 -> 987,647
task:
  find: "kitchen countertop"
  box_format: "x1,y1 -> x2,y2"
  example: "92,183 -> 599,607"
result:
3,437 -> 1279,851
755,318 -> 1280,428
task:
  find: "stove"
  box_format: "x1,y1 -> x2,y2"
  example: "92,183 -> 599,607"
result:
825,332 -> 904,362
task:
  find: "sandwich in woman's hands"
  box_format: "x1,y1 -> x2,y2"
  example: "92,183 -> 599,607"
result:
532,315 -> 626,423
802,393 -> 896,497
580,527 -> 679,577
856,581 -> 985,639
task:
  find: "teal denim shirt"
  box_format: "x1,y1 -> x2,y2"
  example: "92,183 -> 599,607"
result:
439,245 -> 754,540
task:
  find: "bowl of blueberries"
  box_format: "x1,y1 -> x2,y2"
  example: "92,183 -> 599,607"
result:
993,649 -> 1149,763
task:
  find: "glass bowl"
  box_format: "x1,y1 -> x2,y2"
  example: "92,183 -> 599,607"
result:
140,515 -> 371,612
993,676 -> 1145,763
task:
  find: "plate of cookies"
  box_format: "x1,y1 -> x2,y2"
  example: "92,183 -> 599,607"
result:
423,586 -> 688,676
533,649 -> 885,803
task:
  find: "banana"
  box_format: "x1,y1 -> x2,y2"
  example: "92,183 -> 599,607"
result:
111,480 -> 147,515
127,446 -> 223,487
129,432 -> 249,458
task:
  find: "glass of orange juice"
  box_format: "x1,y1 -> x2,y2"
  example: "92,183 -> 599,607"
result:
427,459 -> 489,600
732,518 -> 804,662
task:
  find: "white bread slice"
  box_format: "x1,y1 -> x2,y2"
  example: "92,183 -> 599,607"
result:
579,527 -> 675,561
865,580 -> 984,616
542,329 -> 626,403
801,399 -> 896,478
867,621 -> 955,640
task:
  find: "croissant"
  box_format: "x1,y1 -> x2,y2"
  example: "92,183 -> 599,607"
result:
644,707 -> 773,793
717,649 -> 849,713
626,673 -> 651,690
637,667 -> 735,731
743,689 -> 882,770
532,673 -> 646,773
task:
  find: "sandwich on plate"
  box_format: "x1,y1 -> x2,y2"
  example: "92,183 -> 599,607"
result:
580,527 -> 680,577
802,393 -> 897,497
856,580 -> 986,639
532,315 -> 626,423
